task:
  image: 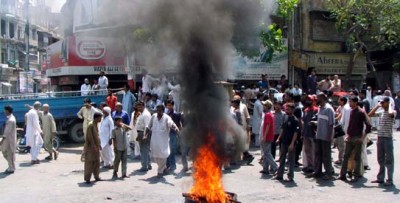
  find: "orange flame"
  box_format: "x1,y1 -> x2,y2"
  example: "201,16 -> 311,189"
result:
189,134 -> 227,203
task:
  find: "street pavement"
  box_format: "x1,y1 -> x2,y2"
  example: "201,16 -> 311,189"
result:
0,131 -> 399,203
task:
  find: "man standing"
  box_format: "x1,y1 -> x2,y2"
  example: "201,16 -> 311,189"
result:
302,95 -> 318,174
100,107 -> 115,169
252,93 -> 264,147
312,93 -> 335,180
83,112 -> 103,184
257,74 -> 269,90
369,97 -> 396,186
272,101 -> 285,159
1,106 -> 17,173
112,102 -> 130,125
26,102 -> 43,164
42,104 -> 58,160
98,71 -> 109,95
112,117 -> 132,179
307,69 -> 317,94
165,100 -> 182,172
122,84 -> 136,115
147,105 -> 179,177
259,100 -> 278,175
81,78 -> 92,96
168,81 -> 182,113
274,103 -> 300,182
232,95 -> 253,164
106,89 -> 118,112
77,98 -> 100,139
135,101 -> 152,172
338,96 -> 371,182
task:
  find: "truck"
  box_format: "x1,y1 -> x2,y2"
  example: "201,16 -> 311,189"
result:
0,91 -> 107,143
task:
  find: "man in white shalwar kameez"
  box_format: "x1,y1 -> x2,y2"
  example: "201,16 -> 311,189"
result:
146,105 -> 178,177
100,107 -> 115,168
168,81 -> 182,113
26,107 -> 43,164
252,93 -> 264,147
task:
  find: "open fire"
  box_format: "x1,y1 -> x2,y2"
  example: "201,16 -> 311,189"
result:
184,133 -> 240,203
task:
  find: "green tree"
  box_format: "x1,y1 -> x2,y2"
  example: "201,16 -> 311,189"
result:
259,0 -> 298,62
327,0 -> 400,87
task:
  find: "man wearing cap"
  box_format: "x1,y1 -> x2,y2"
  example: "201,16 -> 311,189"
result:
112,102 -> 130,126
369,97 -> 396,186
83,112 -> 103,184
100,107 -> 115,169
260,100 -> 278,175
77,98 -> 100,139
42,104 -> 58,160
25,102 -> 43,164
81,78 -> 91,96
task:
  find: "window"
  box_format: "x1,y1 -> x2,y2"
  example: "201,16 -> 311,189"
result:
9,22 -> 14,38
1,19 -> 5,36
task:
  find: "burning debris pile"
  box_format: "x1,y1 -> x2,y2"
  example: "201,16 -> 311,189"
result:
99,0 -> 263,202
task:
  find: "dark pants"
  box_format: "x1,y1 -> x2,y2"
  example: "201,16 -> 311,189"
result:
271,134 -> 280,159
114,150 -> 127,176
295,137 -> 303,163
340,137 -> 362,177
314,139 -> 333,176
277,144 -> 295,179
84,152 -> 100,182
377,137 -> 394,181
138,131 -> 151,169
167,132 -> 178,170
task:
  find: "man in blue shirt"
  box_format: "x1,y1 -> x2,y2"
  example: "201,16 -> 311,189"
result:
112,102 -> 131,125
257,74 -> 269,90
122,84 -> 136,115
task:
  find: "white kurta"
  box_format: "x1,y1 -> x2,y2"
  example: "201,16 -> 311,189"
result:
100,115 -> 114,166
149,114 -> 175,159
77,106 -> 100,137
168,82 -> 182,113
252,100 -> 263,134
98,75 -> 109,95
25,109 -> 43,160
81,83 -> 92,96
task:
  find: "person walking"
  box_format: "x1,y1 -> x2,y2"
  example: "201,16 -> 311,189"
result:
165,100 -> 182,172
146,105 -> 179,177
1,106 -> 17,173
259,100 -> 278,175
112,117 -> 132,179
337,96 -> 371,182
42,104 -> 58,160
25,103 -> 43,164
83,112 -> 103,184
369,97 -> 396,186
100,107 -> 115,169
274,103 -> 300,182
302,95 -> 318,174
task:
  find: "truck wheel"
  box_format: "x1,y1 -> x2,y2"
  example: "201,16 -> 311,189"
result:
70,122 -> 84,143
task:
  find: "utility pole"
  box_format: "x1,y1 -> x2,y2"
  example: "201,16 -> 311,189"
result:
25,0 -> 30,93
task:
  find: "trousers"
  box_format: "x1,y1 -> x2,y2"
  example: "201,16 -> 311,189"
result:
84,152 -> 100,181
377,137 -> 394,181
277,144 -> 295,179
340,137 -> 362,177
261,141 -> 278,171
100,144 -> 115,166
154,157 -> 167,174
166,132 -> 178,170
139,132 -> 151,169
114,150 -> 128,176
314,139 -> 333,176
302,137 -> 314,170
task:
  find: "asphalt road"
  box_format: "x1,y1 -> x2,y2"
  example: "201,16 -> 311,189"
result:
0,131 -> 399,203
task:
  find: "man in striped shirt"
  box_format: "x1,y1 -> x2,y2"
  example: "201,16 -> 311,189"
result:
369,97 -> 396,186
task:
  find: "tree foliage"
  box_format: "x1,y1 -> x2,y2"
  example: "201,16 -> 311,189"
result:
276,0 -> 298,18
259,24 -> 285,62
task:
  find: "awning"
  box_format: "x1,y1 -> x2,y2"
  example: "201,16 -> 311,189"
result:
1,82 -> 12,87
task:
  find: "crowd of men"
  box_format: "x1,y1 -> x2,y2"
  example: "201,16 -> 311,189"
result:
1,71 -> 397,188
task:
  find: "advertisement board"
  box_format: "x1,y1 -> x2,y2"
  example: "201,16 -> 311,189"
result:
46,36 -> 126,77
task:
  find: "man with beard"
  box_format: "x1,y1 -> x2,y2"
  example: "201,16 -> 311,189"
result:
100,107 -> 115,169
81,78 -> 91,96
84,112 -> 103,184
25,102 -> 43,164
311,93 -> 335,180
42,104 -> 58,160
146,105 -> 179,177
302,95 -> 318,174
